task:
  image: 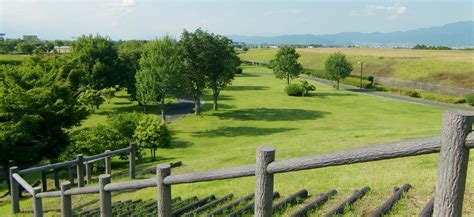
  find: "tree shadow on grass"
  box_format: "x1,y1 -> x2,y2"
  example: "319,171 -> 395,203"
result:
193,126 -> 296,138
236,73 -> 259,77
215,108 -> 329,121
225,85 -> 269,91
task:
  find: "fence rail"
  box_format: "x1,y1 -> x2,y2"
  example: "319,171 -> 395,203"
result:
9,111 -> 474,217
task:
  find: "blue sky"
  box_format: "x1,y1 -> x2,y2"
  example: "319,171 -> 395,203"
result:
0,0 -> 472,40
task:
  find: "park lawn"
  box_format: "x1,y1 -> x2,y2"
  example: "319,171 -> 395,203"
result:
239,48 -> 474,89
1,65 -> 474,216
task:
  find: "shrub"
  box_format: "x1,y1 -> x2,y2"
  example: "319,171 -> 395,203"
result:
285,83 -> 305,96
236,67 -> 243,74
420,92 -> 466,104
341,77 -> 372,88
134,115 -> 171,160
403,90 -> 421,98
300,80 -> 316,96
466,93 -> 474,106
367,76 -> 374,83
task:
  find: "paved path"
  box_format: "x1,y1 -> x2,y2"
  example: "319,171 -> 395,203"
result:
305,77 -> 474,112
166,97 -> 194,123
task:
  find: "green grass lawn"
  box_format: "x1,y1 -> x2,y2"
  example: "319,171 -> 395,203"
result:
239,48 -> 474,89
1,65 -> 473,216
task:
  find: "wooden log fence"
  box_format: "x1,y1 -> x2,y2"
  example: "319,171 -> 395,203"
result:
324,186 -> 370,217
290,189 -> 337,217
371,184 -> 412,217
8,111 -> 474,216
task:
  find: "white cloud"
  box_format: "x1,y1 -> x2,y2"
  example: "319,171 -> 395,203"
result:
122,0 -> 136,7
351,3 -> 407,20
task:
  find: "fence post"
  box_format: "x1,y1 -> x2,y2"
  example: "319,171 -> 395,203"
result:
434,110 -> 473,216
32,187 -> 43,217
60,182 -> 72,217
54,169 -> 60,190
9,166 -> 20,214
99,174 -> 112,217
105,150 -> 111,175
76,154 -> 84,187
41,171 -> 47,192
156,164 -> 172,217
68,166 -> 75,186
85,162 -> 92,184
129,143 -> 136,179
255,147 -> 275,217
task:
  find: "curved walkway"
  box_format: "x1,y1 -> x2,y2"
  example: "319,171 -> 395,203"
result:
305,77 -> 474,112
166,97 -> 195,123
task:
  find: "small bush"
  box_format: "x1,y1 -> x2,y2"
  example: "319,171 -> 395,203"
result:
403,90 -> 421,98
367,76 -> 374,83
300,80 -> 316,96
285,84 -> 305,96
235,67 -> 243,74
464,93 -> 474,106
421,92 -> 466,104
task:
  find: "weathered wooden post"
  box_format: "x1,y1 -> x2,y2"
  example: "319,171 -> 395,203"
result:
434,110 -> 473,217
99,174 -> 112,217
255,147 -> 275,217
54,169 -> 60,190
76,154 -> 85,187
41,171 -> 47,192
60,182 -> 72,217
9,166 -> 20,214
67,166 -> 75,186
129,143 -> 136,179
156,164 -> 172,217
32,187 -> 43,217
105,150 -> 111,175
85,162 -> 92,184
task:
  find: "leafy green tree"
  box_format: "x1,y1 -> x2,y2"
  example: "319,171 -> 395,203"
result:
16,41 -> 36,54
180,29 -> 209,115
136,37 -> 185,120
205,33 -> 240,110
134,115 -> 171,161
100,87 -> 117,104
0,66 -> 87,171
135,66 -> 159,112
78,89 -> 104,111
70,35 -> 118,90
117,40 -> 145,100
270,46 -> 303,85
324,52 -> 353,90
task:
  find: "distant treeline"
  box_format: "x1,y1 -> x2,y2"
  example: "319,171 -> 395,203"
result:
412,44 -> 452,50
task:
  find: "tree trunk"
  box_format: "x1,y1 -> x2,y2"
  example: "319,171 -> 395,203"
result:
286,75 -> 290,85
213,89 -> 219,111
336,80 -> 340,90
2,165 -> 10,195
194,95 -> 201,115
160,97 -> 166,122
143,103 -> 147,113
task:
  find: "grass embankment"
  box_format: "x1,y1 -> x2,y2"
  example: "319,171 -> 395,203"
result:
0,54 -> 28,65
1,65 -> 473,216
239,48 -> 474,89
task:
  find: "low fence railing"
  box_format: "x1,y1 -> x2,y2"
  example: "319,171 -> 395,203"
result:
9,110 -> 474,217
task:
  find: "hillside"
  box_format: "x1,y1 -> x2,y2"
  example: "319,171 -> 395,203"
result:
3,65 -> 473,216
239,48 -> 474,89
229,21 -> 474,47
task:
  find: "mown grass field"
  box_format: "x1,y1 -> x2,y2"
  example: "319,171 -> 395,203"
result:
239,48 -> 474,89
1,65 -> 473,216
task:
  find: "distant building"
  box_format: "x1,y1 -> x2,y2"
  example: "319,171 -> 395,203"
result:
23,35 -> 39,41
269,45 -> 278,49
53,46 -> 71,53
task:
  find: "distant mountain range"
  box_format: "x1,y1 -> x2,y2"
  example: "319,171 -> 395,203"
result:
229,21 -> 474,47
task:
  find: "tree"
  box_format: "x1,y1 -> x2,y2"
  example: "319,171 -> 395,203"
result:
70,35 -> 118,90
100,87 -> 117,104
136,37 -> 185,120
0,66 -> 87,172
78,89 -> 104,111
203,33 -> 240,110
117,40 -> 145,100
324,52 -> 353,90
180,29 -> 209,115
270,46 -> 303,85
300,80 -> 316,96
16,41 -> 36,54
135,66 -> 159,112
134,115 -> 171,161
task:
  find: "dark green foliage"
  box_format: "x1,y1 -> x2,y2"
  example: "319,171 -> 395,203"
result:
116,40 -> 145,100
270,46 -> 303,85
134,115 -> 171,160
236,67 -> 243,74
465,93 -> 474,106
100,87 -> 117,104
412,44 -> 452,50
367,76 -> 374,83
0,66 -> 87,168
285,84 -> 305,96
324,52 -> 353,90
70,34 -> 119,90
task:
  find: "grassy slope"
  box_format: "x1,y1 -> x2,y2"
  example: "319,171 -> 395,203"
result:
2,65 -> 473,216
239,48 -> 474,89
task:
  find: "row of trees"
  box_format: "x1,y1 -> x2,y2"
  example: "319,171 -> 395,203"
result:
270,46 -> 353,90
136,29 -> 240,120
0,39 -> 71,54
